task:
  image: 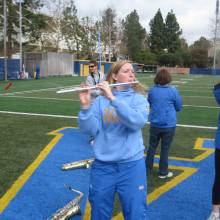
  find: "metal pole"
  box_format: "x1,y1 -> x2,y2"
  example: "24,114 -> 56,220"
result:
19,0 -> 22,73
3,0 -> 7,81
98,32 -> 102,72
213,0 -> 219,74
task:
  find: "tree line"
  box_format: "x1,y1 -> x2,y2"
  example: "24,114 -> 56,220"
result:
0,0 -> 214,67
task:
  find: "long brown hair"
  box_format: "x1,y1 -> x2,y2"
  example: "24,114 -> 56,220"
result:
106,60 -> 146,94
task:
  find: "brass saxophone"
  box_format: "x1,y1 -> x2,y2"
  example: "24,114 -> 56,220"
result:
61,158 -> 94,170
47,185 -> 83,220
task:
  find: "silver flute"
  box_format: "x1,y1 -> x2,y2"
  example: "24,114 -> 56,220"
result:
47,185 -> 83,220
61,158 -> 94,170
56,81 -> 139,93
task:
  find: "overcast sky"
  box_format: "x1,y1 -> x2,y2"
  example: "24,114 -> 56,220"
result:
74,0 -> 216,45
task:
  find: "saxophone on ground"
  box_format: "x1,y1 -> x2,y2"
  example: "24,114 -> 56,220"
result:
61,158 -> 94,170
47,185 -> 83,220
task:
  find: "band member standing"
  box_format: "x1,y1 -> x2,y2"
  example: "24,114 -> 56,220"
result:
86,60 -> 105,101
78,60 -> 148,220
145,69 -> 182,179
207,83 -> 220,220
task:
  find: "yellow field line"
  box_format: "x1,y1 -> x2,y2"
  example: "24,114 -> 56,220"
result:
0,127 -> 70,213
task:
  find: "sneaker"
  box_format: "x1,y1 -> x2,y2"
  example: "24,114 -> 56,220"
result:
158,171 -> 173,179
207,212 -> 220,220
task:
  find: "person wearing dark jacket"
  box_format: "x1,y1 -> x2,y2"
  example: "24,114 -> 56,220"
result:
207,83 -> 220,220
145,69 -> 182,179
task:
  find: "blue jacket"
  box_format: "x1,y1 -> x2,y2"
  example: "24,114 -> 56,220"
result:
78,88 -> 149,162
213,83 -> 220,149
148,84 -> 182,128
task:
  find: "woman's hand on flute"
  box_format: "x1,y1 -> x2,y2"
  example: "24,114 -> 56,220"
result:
96,81 -> 115,101
78,83 -> 91,108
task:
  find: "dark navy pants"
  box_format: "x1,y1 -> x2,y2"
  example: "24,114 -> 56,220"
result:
89,158 -> 147,220
146,126 -> 175,175
213,148 -> 220,204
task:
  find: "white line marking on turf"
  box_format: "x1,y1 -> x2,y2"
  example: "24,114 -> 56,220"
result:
182,95 -> 213,99
172,81 -> 187,84
0,85 -> 81,96
183,104 -> 219,109
0,111 -> 77,119
0,95 -> 79,102
176,124 -> 217,129
0,86 -> 63,95
0,111 -> 217,129
180,89 -> 212,93
180,78 -> 194,81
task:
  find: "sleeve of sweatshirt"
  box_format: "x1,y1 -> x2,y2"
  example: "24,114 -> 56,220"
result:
214,83 -> 220,106
173,88 -> 182,112
77,100 -> 100,136
111,94 -> 148,131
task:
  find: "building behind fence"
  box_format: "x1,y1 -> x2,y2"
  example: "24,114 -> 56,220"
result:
24,52 -> 74,77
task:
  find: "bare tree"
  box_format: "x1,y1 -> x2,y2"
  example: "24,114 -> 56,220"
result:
99,7 -> 117,61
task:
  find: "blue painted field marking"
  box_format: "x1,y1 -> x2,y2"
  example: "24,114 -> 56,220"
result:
0,127 -> 93,220
148,138 -> 215,220
0,127 -> 215,220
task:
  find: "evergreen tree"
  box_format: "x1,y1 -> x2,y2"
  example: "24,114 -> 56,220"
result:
149,9 -> 165,54
164,10 -> 182,53
123,10 -> 146,61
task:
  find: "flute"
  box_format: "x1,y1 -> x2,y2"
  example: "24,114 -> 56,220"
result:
56,81 -> 139,94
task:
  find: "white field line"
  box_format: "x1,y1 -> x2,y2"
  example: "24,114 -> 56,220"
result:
0,85 -> 80,96
0,111 -> 77,119
172,81 -> 187,84
177,86 -> 213,89
179,89 -> 212,93
183,104 -> 219,109
180,78 -> 194,81
176,123 -> 217,129
182,95 -> 213,99
0,86 -> 63,95
0,111 -> 217,129
0,95 -> 79,102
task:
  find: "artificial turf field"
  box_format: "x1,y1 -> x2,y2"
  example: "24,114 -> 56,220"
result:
0,73 -> 219,219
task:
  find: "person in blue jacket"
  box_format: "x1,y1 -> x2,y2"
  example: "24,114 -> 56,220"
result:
145,69 -> 182,179
78,60 -> 148,220
207,83 -> 220,220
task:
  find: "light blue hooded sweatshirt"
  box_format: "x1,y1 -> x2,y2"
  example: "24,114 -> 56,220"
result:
78,88 -> 148,162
